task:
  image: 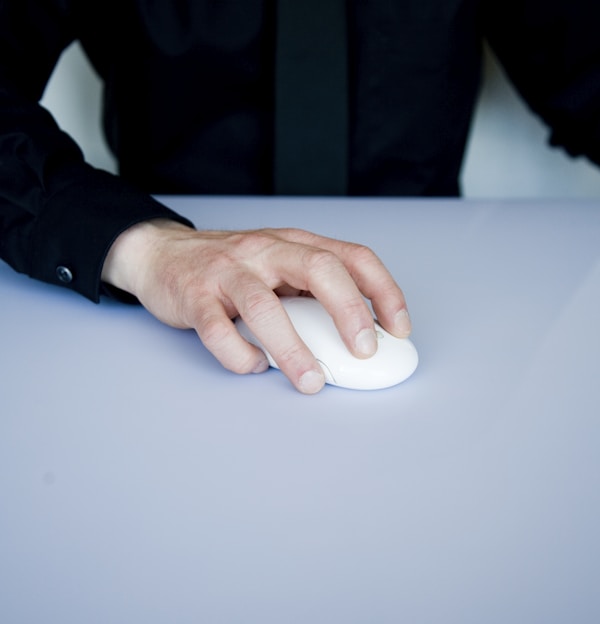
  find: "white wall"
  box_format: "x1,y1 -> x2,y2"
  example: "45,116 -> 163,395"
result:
462,47 -> 600,198
41,42 -> 600,198
41,43 -> 118,174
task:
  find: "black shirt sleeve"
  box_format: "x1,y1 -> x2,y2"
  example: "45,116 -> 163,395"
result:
484,0 -> 600,167
0,0 -> 194,303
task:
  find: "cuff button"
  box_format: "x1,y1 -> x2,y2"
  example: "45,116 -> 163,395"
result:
56,265 -> 74,284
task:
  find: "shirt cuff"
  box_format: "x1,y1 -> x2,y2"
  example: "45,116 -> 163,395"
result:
30,166 -> 194,302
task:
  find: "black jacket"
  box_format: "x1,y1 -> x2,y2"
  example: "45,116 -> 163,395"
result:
1,0 -> 599,300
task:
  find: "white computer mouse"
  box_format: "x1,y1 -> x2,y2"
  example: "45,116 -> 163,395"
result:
235,296 -> 418,390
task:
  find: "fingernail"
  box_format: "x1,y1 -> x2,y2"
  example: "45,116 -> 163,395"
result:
253,356 -> 270,374
394,308 -> 412,337
355,327 -> 378,357
298,369 -> 325,394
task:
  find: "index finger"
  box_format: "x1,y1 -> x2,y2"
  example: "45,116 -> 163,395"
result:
274,229 -> 412,338
231,281 -> 326,394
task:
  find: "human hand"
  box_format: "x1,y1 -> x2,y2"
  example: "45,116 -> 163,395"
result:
101,219 -> 411,394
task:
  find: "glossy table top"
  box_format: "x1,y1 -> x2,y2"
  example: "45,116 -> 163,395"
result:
2,197 -> 600,623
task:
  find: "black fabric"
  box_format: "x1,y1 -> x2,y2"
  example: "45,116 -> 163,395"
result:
1,0 -> 600,302
274,0 -> 348,195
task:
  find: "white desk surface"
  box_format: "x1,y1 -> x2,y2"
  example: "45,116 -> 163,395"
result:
2,197 -> 600,623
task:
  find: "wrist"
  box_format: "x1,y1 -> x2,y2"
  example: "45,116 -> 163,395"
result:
101,219 -> 192,296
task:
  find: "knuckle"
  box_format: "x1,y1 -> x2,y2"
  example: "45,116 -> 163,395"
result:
274,340 -> 308,369
232,230 -> 277,257
175,285 -> 212,328
224,352 -> 260,376
304,248 -> 340,276
342,296 -> 370,316
241,289 -> 280,325
348,242 -> 378,265
197,313 -> 231,350
197,310 -> 266,376
277,227 -> 309,241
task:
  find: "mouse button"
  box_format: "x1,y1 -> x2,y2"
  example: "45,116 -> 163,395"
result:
316,359 -> 337,385
381,339 -> 419,381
